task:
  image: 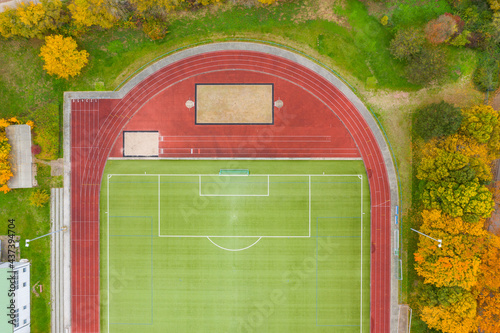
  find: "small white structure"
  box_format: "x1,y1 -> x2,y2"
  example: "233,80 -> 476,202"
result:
6,125 -> 33,189
0,261 -> 31,332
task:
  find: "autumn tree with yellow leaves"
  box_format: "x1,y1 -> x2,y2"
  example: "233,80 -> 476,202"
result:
460,105 -> 500,156
0,117 -> 34,194
417,133 -> 495,222
0,121 -> 13,194
475,235 -> 500,332
414,211 -> 488,290
0,0 -> 66,39
416,283 -> 477,333
68,0 -> 117,29
39,35 -> 89,79
412,102 -> 500,332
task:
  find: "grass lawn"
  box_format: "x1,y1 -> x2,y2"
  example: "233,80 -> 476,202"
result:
0,164 -> 62,333
100,159 -> 370,332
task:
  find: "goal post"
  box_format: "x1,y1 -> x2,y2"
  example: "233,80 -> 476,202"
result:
219,169 -> 250,176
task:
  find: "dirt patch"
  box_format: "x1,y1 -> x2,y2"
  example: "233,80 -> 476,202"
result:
293,0 -> 349,27
490,88 -> 500,110
363,75 -> 483,112
488,204 -> 500,235
359,0 -> 389,18
50,158 -> 64,177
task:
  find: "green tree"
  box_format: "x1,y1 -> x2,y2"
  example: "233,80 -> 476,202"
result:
473,53 -> 500,92
389,28 -> 425,60
421,179 -> 495,221
417,140 -> 492,184
413,101 -> 463,141
460,105 -> 500,148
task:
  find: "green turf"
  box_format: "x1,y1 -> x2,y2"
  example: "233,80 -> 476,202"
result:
100,160 -> 370,332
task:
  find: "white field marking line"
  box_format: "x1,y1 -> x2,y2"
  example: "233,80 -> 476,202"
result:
309,175 -> 311,237
360,174 -> 363,333
200,194 -> 270,197
159,235 -> 311,238
107,175 -> 110,333
158,175 -> 161,239
206,237 -> 262,252
109,173 -> 363,177
199,175 -> 269,197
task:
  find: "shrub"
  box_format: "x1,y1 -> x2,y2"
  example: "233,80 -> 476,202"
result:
425,13 -> 457,44
389,28 -> 425,60
380,15 -> 388,26
449,30 -> 470,47
39,35 -> 89,80
32,103 -> 59,160
31,145 -> 41,155
463,31 -> 484,49
414,101 -> 463,141
130,0 -> 180,15
405,47 -> 448,84
142,19 -> 169,40
29,189 -> 50,207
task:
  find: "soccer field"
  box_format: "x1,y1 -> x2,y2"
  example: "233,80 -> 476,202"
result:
100,160 -> 370,332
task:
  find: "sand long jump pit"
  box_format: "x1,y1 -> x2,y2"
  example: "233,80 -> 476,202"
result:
195,84 -> 274,124
123,131 -> 159,157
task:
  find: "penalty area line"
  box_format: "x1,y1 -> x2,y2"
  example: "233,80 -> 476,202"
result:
206,237 -> 262,252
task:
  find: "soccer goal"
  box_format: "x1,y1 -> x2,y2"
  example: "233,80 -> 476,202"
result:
219,169 -> 250,176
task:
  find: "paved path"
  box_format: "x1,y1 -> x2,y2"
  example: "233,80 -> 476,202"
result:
51,188 -> 71,333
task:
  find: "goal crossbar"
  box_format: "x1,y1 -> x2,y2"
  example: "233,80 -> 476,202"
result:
219,169 -> 249,176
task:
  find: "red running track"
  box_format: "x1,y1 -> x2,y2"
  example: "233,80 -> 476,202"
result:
70,50 -> 391,332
